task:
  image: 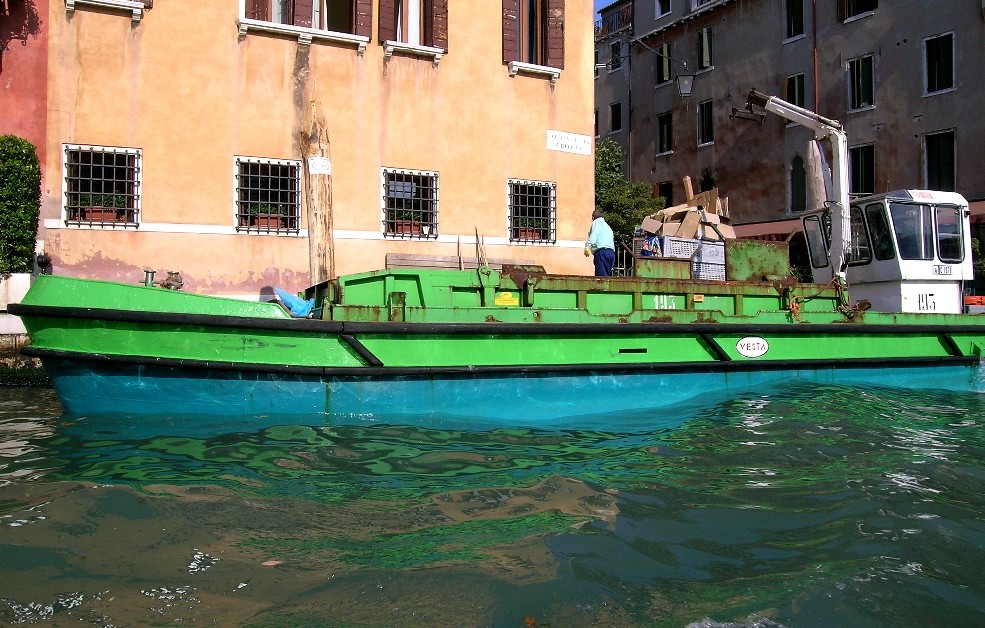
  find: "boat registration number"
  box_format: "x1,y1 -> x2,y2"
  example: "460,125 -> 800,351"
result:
933,265 -> 953,276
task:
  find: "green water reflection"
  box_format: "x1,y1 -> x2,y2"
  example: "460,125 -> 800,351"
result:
1,382 -> 984,626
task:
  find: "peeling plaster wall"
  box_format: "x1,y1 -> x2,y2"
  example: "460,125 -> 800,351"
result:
39,0 -> 596,297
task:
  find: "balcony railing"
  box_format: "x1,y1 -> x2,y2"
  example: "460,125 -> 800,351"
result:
594,3 -> 633,40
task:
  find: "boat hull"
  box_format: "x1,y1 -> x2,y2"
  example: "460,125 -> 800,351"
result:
37,354 -> 985,430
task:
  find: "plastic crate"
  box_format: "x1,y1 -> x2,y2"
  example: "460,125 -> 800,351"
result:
693,262 -> 726,281
661,236 -> 725,264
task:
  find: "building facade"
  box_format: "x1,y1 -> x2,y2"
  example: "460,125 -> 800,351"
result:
2,0 -> 595,297
595,0 -> 985,225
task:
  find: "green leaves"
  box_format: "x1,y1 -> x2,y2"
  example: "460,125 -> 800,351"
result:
594,139 -> 664,243
0,135 -> 42,277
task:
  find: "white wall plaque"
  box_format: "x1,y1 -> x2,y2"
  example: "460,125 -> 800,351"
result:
546,130 -> 592,156
307,157 -> 332,175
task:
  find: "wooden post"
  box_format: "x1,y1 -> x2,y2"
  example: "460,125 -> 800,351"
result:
300,101 -> 334,283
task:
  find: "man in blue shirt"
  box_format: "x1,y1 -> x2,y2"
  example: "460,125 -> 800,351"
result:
586,209 -> 616,276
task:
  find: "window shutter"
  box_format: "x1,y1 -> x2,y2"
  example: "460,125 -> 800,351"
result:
544,0 -> 564,69
503,0 -> 519,64
354,0 -> 373,38
837,0 -> 847,21
425,0 -> 449,51
246,0 -> 269,21
379,0 -> 396,42
292,0 -> 313,27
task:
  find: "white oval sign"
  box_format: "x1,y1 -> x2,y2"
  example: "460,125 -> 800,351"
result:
736,336 -> 769,358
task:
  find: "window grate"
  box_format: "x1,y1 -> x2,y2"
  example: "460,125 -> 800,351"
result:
508,179 -> 556,244
64,145 -> 141,227
382,168 -> 439,239
235,157 -> 301,234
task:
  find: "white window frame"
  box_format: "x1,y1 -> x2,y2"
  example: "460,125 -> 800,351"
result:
657,111 -> 673,156
847,54 -> 875,112
233,156 -> 303,235
507,179 -> 557,244
62,143 -> 142,228
237,0 -> 370,52
923,32 -> 955,96
381,167 -> 439,239
697,100 -> 714,146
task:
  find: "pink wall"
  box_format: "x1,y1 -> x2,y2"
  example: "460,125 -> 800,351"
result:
0,0 -> 48,174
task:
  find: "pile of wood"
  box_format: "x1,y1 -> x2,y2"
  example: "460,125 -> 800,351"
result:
642,177 -> 736,241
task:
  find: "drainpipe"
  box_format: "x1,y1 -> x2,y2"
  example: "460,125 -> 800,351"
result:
812,0 -> 819,112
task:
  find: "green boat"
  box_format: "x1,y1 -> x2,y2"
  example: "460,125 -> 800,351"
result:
9,92 -> 985,427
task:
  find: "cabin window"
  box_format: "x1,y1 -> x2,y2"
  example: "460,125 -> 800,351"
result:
848,55 -> 874,110
508,179 -> 556,243
503,0 -> 565,69
890,203 -> 934,261
847,205 -> 872,265
849,144 -> 875,196
697,26 -> 713,70
924,33 -> 954,95
234,157 -> 302,234
382,168 -> 439,239
785,0 -> 804,39
925,130 -> 955,192
657,112 -> 673,155
697,100 -> 714,145
936,206 -> 964,263
803,214 -> 830,268
64,144 -> 141,228
655,43 -> 673,84
864,202 -> 896,260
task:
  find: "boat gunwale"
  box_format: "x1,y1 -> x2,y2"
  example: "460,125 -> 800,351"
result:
10,303 -> 985,336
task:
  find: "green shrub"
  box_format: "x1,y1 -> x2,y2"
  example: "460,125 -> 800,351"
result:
0,135 -> 42,277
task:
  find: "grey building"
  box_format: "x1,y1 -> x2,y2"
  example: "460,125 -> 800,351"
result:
595,0 -> 985,226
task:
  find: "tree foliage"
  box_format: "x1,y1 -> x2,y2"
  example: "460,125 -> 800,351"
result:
0,135 -> 42,277
594,139 -> 664,243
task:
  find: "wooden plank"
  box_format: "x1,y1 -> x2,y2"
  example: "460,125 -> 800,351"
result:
682,176 -> 694,200
385,253 -> 535,271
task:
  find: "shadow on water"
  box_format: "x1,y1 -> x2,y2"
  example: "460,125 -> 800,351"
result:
1,382 -> 985,625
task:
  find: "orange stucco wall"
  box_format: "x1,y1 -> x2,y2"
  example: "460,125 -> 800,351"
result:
37,0 -> 596,296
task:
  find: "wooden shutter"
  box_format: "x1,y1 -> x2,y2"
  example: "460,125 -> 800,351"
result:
354,0 -> 373,38
379,0 -> 396,42
544,0 -> 564,69
246,0 -> 270,21
425,0 -> 448,51
293,0 -> 313,27
503,0 -> 519,64
836,0 -> 847,21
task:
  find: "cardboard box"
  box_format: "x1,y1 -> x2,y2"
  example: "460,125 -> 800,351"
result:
641,216 -> 662,234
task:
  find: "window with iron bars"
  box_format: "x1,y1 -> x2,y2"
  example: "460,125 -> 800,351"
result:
508,179 -> 556,243
234,157 -> 301,234
64,144 -> 141,227
382,168 -> 438,238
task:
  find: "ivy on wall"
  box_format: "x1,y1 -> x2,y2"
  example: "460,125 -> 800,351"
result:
0,134 -> 42,277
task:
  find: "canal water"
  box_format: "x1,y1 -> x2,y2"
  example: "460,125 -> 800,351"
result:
1,381 -> 984,627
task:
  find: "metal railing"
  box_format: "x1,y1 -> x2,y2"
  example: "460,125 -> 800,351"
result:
594,4 -> 633,40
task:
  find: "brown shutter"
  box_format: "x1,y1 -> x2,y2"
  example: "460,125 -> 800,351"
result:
354,0 -> 373,38
544,0 -> 564,69
836,0 -> 847,21
503,0 -> 518,63
293,0 -> 313,27
379,0 -> 396,42
425,0 -> 449,51
246,0 -> 270,21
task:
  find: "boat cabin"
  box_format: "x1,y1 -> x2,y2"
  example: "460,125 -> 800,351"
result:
802,189 -> 973,313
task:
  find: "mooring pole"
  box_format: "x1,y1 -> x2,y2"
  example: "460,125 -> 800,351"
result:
300,101 -> 334,283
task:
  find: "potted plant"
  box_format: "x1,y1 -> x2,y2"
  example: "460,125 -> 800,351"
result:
514,216 -> 549,240
387,210 -> 422,235
78,193 -> 129,222
246,203 -> 290,229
